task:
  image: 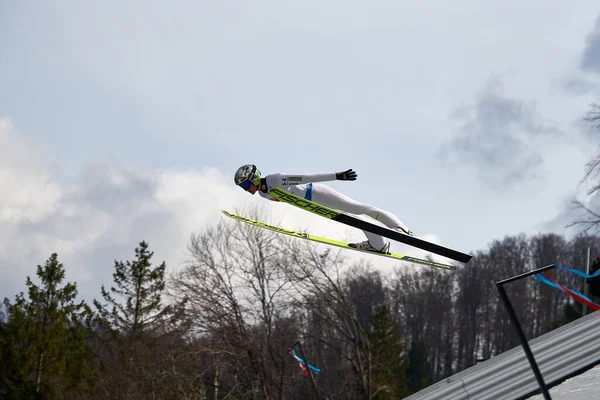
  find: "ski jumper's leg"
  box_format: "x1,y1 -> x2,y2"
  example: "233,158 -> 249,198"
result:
310,183 -> 409,250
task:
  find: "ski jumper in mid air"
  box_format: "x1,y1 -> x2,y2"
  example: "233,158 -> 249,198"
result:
234,164 -> 413,253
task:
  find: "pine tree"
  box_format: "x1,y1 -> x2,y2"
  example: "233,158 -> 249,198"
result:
367,304 -> 409,399
0,253 -> 95,399
91,241 -> 188,398
93,241 -> 173,338
406,340 -> 432,395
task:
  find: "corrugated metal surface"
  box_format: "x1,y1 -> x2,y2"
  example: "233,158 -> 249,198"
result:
404,311 -> 600,400
526,363 -> 600,399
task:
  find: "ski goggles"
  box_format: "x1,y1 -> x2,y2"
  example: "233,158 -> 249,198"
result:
239,180 -> 252,190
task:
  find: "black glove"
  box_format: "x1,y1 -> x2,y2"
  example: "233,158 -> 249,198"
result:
336,169 -> 357,181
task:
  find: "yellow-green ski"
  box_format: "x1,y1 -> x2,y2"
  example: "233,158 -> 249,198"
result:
222,210 -> 457,270
268,187 -> 472,263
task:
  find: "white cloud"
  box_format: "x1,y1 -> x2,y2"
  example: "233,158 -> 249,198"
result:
0,119 -> 249,301
0,119 -> 454,303
0,118 -> 61,223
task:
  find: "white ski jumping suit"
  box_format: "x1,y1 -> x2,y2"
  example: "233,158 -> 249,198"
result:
258,172 -> 409,251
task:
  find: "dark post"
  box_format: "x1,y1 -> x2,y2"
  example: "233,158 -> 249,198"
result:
293,341 -> 321,400
496,264 -> 555,400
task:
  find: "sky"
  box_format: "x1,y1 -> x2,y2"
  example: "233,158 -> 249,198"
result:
2,1 -> 600,304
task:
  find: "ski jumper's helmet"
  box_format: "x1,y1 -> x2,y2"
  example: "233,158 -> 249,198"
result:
234,164 -> 261,189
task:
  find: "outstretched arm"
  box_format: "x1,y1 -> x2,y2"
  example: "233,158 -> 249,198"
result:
268,169 -> 357,186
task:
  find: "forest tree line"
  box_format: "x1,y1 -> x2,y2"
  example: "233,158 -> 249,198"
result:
2,106 -> 600,399
1,219 -> 600,399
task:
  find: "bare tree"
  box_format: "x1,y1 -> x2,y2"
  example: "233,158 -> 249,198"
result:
568,103 -> 600,232
453,251 -> 495,370
170,206 -> 300,399
281,244 -> 391,398
292,252 -> 371,397
485,235 -> 532,354
344,263 -> 388,330
167,204 -> 406,399
528,233 -> 568,337
391,264 -> 455,382
584,102 -> 600,131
